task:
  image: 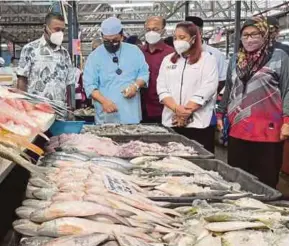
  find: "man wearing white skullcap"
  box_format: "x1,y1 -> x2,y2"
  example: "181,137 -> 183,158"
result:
84,17 -> 149,124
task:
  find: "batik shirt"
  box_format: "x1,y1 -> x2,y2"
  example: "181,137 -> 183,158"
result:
17,36 -> 75,103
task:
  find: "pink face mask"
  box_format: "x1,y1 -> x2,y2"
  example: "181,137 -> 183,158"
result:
242,37 -> 264,53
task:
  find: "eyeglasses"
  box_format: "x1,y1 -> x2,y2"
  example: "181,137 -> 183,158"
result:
241,33 -> 262,40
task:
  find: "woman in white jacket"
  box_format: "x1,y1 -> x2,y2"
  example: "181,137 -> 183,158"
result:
157,22 -> 218,152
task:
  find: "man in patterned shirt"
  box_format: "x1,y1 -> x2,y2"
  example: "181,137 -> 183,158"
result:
17,12 -> 75,110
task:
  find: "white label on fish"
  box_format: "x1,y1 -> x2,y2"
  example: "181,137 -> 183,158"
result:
102,174 -> 135,195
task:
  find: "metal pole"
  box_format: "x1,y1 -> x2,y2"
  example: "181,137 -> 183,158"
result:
185,1 -> 190,19
68,1 -> 73,59
226,30 -> 230,58
234,0 -> 241,54
72,1 -> 79,67
13,42 -> 16,57
0,35 -> 2,57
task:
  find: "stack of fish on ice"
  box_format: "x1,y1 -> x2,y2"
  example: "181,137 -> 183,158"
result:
12,153 -> 289,245
81,124 -> 170,135
13,154 -> 182,245
171,198 -> 289,245
45,133 -> 198,157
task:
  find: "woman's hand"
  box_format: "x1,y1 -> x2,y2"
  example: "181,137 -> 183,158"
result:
172,115 -> 189,127
217,119 -> 224,132
280,123 -> 289,140
175,105 -> 192,118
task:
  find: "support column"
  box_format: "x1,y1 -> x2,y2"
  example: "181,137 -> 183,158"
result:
72,0 -> 79,67
226,30 -> 230,58
68,1 -> 73,59
234,0 -> 241,54
13,43 -> 16,57
185,1 -> 190,19
0,34 -> 2,57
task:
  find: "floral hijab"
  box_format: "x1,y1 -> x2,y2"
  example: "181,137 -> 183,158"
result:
237,17 -> 275,83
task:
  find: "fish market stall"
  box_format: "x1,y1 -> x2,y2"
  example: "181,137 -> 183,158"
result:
9,150 -> 289,246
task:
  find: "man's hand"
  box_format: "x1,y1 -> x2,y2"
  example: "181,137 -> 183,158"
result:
122,84 -> 138,99
280,123 -> 289,140
217,119 -> 224,132
102,100 -> 118,113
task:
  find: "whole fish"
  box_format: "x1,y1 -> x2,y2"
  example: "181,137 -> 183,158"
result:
205,221 -> 267,232
13,219 -> 40,236
38,217 -> 155,242
30,201 -> 130,226
91,156 -> 133,168
20,236 -> 52,246
44,152 -> 90,162
16,206 -> 36,219
44,233 -> 112,246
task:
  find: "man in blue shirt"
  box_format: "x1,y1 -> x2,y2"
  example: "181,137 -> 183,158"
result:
84,17 -> 149,124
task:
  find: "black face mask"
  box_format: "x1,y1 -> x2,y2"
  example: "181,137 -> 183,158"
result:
103,41 -> 121,53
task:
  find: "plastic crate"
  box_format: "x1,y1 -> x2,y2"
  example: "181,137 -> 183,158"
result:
149,159 -> 282,202
49,120 -> 85,136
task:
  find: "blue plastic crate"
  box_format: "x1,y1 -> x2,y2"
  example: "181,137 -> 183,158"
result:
49,120 -> 85,136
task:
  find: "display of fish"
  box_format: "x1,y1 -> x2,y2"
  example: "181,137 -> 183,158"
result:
81,124 -> 170,135
45,133 -> 198,157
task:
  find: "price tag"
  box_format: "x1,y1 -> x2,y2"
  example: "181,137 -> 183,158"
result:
102,173 -> 135,196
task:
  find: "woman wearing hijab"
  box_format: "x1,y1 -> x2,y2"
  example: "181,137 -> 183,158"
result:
217,17 -> 289,188
157,22 -> 218,152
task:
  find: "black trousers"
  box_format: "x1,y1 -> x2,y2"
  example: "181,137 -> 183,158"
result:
172,126 -> 215,154
141,116 -> 162,124
228,136 -> 283,188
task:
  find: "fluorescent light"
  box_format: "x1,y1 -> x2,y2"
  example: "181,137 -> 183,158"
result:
280,29 -> 289,35
110,3 -> 153,8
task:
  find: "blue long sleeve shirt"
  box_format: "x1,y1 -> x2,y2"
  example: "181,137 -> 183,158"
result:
84,43 -> 149,124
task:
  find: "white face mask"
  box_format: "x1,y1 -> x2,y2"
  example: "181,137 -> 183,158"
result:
173,40 -> 191,55
145,31 -> 161,44
50,31 -> 64,46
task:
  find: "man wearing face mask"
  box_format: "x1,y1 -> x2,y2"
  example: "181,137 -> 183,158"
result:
17,12 -> 75,111
83,17 -> 149,124
141,16 -> 174,123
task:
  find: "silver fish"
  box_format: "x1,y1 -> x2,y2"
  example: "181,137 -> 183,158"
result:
91,156 -> 133,169
44,152 -> 90,162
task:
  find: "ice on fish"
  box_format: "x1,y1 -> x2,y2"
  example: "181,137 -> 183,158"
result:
20,236 -> 53,246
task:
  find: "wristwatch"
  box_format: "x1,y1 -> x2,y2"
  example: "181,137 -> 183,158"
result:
133,83 -> 140,91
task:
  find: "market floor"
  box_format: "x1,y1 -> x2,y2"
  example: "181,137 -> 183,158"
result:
215,145 -> 289,198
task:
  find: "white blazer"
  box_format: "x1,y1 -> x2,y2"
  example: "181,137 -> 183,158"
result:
157,51 -> 218,128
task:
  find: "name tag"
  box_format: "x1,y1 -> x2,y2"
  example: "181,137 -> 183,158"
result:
166,64 -> 177,70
